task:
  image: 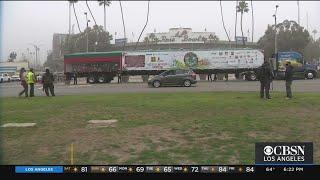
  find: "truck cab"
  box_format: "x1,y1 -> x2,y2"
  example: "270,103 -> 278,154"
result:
273,51 -> 317,80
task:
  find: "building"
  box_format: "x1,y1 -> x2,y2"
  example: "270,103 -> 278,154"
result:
0,61 -> 29,75
52,33 -> 68,58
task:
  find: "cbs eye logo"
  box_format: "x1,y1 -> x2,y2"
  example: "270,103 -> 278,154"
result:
264,146 -> 274,156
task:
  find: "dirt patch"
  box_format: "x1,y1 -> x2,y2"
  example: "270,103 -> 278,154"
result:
87,120 -> 118,128
227,150 -> 240,164
247,131 -> 258,138
2,123 -> 36,127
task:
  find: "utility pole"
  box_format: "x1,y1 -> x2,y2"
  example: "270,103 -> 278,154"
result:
273,5 -> 279,58
29,43 -> 42,70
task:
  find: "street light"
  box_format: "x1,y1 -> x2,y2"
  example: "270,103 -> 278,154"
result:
84,12 -> 90,53
273,5 -> 279,58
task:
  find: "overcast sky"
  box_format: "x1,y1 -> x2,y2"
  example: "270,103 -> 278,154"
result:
1,1 -> 320,63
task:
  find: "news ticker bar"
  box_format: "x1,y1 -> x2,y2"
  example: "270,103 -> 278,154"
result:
7,165 -> 320,174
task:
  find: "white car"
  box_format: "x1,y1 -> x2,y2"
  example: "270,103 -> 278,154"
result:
0,73 -> 11,83
11,75 -> 21,81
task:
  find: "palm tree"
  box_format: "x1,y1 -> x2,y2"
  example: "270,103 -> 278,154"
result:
250,0 -> 254,43
85,0 -> 97,26
237,1 -> 249,45
234,0 -> 238,46
69,0 -> 82,33
219,0 -> 231,42
98,0 -> 111,32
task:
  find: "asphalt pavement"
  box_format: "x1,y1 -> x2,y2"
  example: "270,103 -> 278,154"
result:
1,79 -> 319,97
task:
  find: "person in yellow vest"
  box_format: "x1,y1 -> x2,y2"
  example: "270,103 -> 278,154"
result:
27,68 -> 37,97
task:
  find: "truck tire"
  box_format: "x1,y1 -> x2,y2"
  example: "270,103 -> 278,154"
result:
0,78 -> 3,83
306,71 -> 315,79
245,72 -> 257,81
87,76 -> 96,84
97,75 -> 105,83
153,80 -> 161,88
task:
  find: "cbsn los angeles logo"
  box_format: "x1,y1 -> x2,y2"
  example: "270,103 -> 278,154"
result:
263,145 -> 305,162
255,142 -> 313,165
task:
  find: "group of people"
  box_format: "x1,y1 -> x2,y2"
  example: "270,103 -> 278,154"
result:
18,67 -> 55,97
258,58 -> 293,99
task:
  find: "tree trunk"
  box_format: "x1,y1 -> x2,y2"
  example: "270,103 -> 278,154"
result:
240,12 -> 245,45
220,0 -> 230,42
69,2 -> 71,35
251,0 -> 254,43
73,4 -> 81,33
104,3 -> 106,31
86,0 -> 97,26
235,0 -> 238,46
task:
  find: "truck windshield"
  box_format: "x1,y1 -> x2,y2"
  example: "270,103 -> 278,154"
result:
277,51 -> 303,71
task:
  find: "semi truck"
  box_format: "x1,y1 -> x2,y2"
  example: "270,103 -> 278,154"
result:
64,48 -> 265,83
272,51 -> 317,80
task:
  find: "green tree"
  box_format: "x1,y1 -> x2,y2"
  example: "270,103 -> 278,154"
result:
258,20 -> 311,59
63,25 -> 113,54
237,1 -> 249,45
98,0 -> 112,32
43,52 -> 64,72
303,38 -> 320,63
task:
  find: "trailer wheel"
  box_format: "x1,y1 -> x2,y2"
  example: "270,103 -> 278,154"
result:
153,80 -> 161,88
306,71 -> 315,79
88,76 -> 96,84
246,72 -> 257,81
97,76 -> 105,83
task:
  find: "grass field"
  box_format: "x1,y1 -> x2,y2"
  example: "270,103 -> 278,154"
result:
1,92 -> 320,165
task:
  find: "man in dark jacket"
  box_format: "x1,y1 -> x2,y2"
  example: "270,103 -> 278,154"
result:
42,68 -> 55,96
258,59 -> 274,99
285,61 -> 294,99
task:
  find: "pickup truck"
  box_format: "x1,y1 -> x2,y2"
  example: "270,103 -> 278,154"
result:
0,73 -> 11,83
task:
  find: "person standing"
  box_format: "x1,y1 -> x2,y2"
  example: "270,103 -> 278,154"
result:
224,73 -> 228,81
117,69 -> 122,84
207,73 -> 213,82
285,61 -> 294,99
26,68 -> 36,97
258,59 -> 273,99
42,68 -> 55,96
73,70 -> 78,85
18,68 -> 28,97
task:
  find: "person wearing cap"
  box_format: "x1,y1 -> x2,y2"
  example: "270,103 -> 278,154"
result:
18,68 -> 28,97
26,68 -> 36,97
284,61 -> 294,99
42,68 -> 55,96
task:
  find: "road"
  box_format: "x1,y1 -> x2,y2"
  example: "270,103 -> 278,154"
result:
1,79 -> 319,97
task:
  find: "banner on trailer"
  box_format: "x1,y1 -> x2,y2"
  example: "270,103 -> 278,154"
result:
123,50 -> 264,71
